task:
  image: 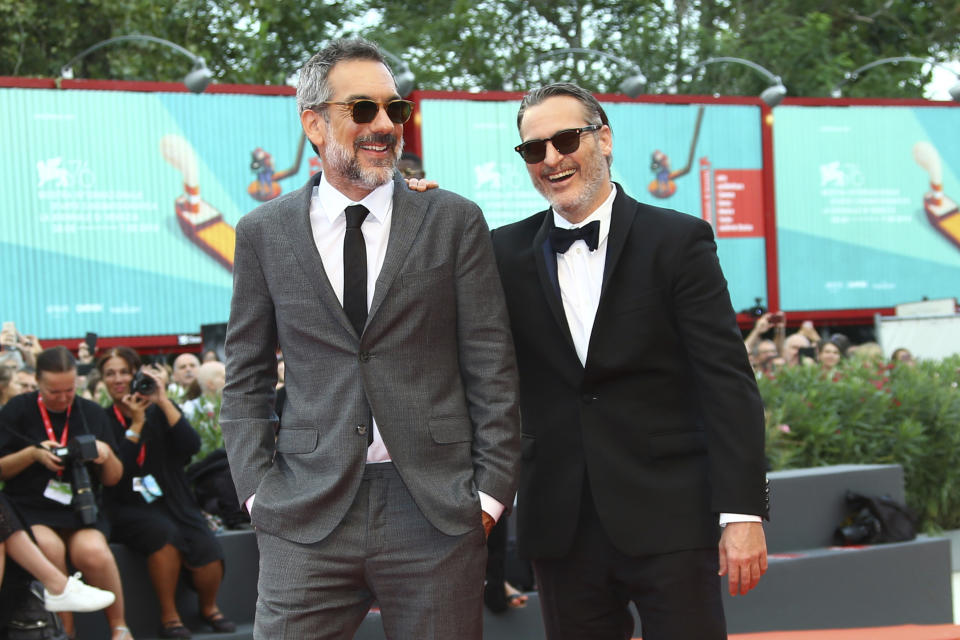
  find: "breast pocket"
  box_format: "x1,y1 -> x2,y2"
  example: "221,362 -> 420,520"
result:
613,287 -> 663,316
401,262 -> 451,290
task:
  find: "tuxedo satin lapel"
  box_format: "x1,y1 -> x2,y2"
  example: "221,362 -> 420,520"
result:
532,211 -> 577,353
368,174 -> 427,322
281,172 -> 356,336
600,184 -> 639,295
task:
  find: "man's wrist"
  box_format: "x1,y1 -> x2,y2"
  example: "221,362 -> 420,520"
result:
478,491 -> 505,523
719,513 -> 763,527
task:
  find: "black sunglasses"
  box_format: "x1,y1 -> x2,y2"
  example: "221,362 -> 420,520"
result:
320,99 -> 414,124
514,124 -> 603,164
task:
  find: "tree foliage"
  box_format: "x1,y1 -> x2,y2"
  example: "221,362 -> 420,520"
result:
1,0 -> 957,98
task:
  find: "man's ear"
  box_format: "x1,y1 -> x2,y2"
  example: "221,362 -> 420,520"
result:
300,109 -> 326,151
599,124 -> 613,157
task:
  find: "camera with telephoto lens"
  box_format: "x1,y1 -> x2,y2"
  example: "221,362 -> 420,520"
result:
130,369 -> 157,395
834,507 -> 882,545
51,434 -> 99,526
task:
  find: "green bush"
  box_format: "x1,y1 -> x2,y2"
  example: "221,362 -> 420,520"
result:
186,395 -> 225,466
760,354 -> 960,531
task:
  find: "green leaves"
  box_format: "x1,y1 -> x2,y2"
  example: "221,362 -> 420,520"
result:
762,355 -> 960,531
2,1 -> 956,97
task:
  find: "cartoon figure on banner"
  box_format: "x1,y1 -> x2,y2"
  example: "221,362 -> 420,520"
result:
913,141 -> 960,251
648,105 -> 705,198
160,134 -> 236,271
247,133 -> 308,202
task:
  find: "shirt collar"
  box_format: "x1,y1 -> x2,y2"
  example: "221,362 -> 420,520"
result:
552,183 -> 617,245
315,172 -> 395,223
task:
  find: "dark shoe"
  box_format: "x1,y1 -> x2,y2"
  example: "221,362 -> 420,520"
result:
202,611 -> 237,633
159,620 -> 192,638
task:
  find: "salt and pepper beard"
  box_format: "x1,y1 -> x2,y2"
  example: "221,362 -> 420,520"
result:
324,132 -> 404,191
531,135 -> 611,223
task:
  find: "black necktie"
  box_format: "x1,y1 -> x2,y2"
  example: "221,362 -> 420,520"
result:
343,204 -> 373,447
549,220 -> 600,253
343,204 -> 369,336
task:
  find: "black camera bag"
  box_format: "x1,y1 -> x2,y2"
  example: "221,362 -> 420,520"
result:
834,490 -> 917,545
186,448 -> 250,529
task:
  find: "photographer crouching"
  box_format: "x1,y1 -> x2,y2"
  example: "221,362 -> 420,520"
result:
0,346 -> 133,640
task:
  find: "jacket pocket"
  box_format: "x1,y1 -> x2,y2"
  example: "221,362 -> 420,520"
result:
401,262 -> 451,288
648,430 -> 707,460
275,427 -> 319,454
428,416 -> 472,443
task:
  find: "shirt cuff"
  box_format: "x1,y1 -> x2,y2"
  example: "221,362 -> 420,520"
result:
478,491 -> 505,523
719,512 -> 762,527
245,493 -> 255,515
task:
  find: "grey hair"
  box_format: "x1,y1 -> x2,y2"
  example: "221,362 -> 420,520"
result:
516,82 -> 612,168
296,38 -> 394,114
516,82 -> 609,132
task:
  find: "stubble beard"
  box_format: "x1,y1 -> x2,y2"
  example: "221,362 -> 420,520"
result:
325,133 -> 404,191
534,145 -> 610,221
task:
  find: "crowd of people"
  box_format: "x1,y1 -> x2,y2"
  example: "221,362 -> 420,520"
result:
743,311 -> 915,375
0,330 -> 243,640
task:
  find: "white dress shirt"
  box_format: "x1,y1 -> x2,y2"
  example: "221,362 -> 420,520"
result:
306,174 -> 504,521
310,174 -> 394,463
552,185 -> 759,527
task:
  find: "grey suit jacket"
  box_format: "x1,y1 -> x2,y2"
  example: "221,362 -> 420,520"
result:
221,171 -> 521,544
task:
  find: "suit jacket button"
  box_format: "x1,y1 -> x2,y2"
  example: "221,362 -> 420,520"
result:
358,352 -> 370,362
356,424 -> 368,436
581,394 -> 596,404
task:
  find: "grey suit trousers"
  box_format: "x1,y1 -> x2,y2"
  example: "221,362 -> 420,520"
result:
253,463 -> 488,639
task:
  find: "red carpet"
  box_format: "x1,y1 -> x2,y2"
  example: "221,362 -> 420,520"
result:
631,626 -> 960,640
736,625 -> 960,639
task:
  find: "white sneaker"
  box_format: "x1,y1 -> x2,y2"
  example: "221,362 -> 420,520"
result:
44,573 -> 116,612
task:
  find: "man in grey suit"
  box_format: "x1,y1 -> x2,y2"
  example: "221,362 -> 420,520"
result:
220,38 -> 521,639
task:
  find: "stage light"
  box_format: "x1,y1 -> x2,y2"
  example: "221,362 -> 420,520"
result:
61,35 -> 213,93
831,56 -> 960,102
678,57 -> 786,107
533,48 -> 647,98
380,49 -> 416,97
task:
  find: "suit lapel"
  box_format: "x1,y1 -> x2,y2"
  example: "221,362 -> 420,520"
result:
368,174 -> 427,323
532,211 -> 577,354
601,184 -> 638,296
582,185 -> 639,370
282,172 -> 356,336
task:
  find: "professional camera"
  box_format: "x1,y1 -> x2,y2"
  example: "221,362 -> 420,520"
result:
130,369 -> 157,395
833,507 -> 882,545
51,434 -> 99,526
741,297 -> 766,318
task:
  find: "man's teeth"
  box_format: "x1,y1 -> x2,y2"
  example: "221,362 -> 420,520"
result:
548,169 -> 575,182
361,144 -> 388,151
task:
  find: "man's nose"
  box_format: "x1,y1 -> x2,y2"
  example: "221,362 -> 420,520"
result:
542,140 -> 564,166
370,104 -> 396,132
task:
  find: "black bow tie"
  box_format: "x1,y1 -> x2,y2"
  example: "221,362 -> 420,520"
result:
549,220 -> 600,253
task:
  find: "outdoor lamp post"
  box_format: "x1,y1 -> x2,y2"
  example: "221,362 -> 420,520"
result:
831,56 -> 960,102
60,35 -> 213,93
380,49 -> 416,97
532,47 -> 647,97
677,57 -> 786,107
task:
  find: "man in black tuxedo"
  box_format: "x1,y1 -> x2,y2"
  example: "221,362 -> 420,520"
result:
490,82 -> 769,640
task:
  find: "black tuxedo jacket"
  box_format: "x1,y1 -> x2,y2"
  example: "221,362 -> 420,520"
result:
491,185 -> 767,560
